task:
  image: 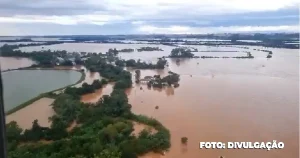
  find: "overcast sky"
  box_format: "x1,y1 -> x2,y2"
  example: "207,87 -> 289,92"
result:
0,0 -> 299,35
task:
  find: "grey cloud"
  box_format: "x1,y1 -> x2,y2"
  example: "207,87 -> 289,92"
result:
0,0 -> 107,16
0,0 -> 298,30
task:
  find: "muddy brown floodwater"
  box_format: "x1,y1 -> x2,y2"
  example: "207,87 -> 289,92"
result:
132,75 -> 298,158
81,83 -> 114,103
57,66 -> 114,103
3,44 -> 299,158
78,46 -> 299,158
0,57 -> 35,71
132,121 -> 157,137
6,98 -> 55,129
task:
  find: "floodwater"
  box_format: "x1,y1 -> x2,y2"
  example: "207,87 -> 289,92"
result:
132,74 -> 298,158
51,65 -> 102,87
19,43 -> 174,61
6,98 -> 55,129
72,65 -> 103,87
2,70 -> 82,111
132,121 -> 157,137
80,83 -> 114,103
131,45 -> 298,158
18,43 -> 257,62
128,46 -> 299,158
6,43 -> 300,158
0,57 -> 35,71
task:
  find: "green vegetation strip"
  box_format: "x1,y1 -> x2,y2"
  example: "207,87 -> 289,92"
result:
5,69 -> 85,115
6,52 -> 173,158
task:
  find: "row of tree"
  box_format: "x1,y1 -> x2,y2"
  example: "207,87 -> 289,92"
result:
115,58 -> 167,69
65,79 -> 108,97
137,47 -> 163,52
0,44 -> 85,67
118,48 -> 135,53
198,52 -> 254,59
169,47 -> 256,59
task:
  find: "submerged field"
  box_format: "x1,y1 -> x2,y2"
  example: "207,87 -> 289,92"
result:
2,69 -> 82,112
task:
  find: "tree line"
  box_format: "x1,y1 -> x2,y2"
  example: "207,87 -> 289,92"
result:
6,55 -> 171,158
115,58 -> 167,69
0,44 -> 83,67
137,47 -> 163,52
168,48 -> 255,59
65,79 -> 108,98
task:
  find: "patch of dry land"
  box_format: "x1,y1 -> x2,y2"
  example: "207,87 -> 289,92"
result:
6,97 -> 55,129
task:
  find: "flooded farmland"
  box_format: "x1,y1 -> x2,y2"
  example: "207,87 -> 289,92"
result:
3,43 -> 299,158
2,69 -> 82,111
0,57 -> 35,71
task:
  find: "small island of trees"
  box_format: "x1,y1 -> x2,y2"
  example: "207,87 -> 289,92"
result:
169,48 -> 195,58
115,58 -> 167,69
145,71 -> 180,88
118,48 -> 135,53
64,79 -> 108,97
107,48 -> 135,53
137,47 -> 163,52
168,47 -> 254,59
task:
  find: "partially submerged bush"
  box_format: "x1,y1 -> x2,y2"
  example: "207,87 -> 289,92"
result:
181,137 -> 188,144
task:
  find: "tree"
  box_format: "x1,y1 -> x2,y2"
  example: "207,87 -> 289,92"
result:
108,48 -> 119,56
47,116 -> 68,140
181,137 -> 188,144
162,72 -> 180,84
61,60 -> 74,66
126,59 -> 136,67
114,80 -> 131,89
101,79 -> 108,85
97,148 -> 121,158
115,60 -> 125,67
170,48 -> 194,58
23,120 -> 47,141
6,121 -> 23,142
156,59 -> 167,69
135,70 -> 141,83
92,80 -> 103,89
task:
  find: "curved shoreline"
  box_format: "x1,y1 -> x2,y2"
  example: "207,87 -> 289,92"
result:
5,68 -> 85,115
1,66 -> 34,73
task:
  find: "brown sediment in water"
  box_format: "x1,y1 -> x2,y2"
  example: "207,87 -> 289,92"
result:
80,83 -> 114,103
123,55 -> 299,158
3,46 -> 296,158
0,57 -> 35,71
79,64 -> 298,158
132,121 -> 157,137
74,69 -> 102,88
6,98 -> 55,130
132,74 -> 298,158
